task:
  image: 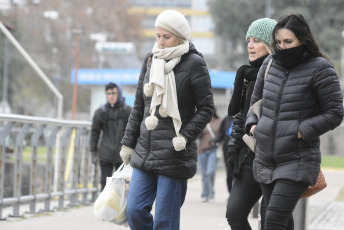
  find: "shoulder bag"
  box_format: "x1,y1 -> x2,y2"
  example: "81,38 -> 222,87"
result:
301,169 -> 327,198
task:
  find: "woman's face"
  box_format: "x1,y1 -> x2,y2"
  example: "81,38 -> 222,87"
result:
247,37 -> 269,62
155,26 -> 181,49
275,28 -> 302,50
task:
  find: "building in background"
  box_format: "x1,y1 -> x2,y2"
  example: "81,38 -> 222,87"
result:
129,0 -> 216,62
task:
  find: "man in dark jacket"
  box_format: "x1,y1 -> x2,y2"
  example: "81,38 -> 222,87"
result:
90,82 -> 132,191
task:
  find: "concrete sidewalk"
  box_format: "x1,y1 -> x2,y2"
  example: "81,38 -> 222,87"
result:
1,169 -> 343,230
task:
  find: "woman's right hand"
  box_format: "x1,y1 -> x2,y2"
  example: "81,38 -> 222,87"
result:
250,125 -> 256,136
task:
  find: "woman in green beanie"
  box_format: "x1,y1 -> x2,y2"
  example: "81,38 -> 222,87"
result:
225,18 -> 276,230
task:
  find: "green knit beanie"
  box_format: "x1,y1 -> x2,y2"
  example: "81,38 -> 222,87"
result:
246,18 -> 277,45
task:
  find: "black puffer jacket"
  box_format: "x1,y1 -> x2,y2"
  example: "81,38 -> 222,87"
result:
90,101 -> 132,163
246,55 -> 344,185
121,42 -> 214,179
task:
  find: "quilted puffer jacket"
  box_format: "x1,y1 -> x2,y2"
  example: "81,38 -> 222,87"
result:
121,42 -> 214,179
245,55 -> 343,185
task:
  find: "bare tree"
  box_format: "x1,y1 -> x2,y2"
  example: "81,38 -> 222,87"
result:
1,0 -> 144,118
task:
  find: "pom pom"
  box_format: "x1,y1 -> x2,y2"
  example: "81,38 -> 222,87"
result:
172,135 -> 187,151
145,116 -> 158,130
159,106 -> 168,118
144,83 -> 154,97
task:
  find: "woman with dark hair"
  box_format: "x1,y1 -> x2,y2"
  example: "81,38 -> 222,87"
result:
225,17 -> 276,230
246,14 -> 343,230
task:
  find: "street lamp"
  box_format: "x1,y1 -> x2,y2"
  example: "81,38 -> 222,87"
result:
71,26 -> 83,120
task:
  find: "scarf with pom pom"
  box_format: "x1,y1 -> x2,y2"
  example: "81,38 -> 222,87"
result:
148,40 -> 189,136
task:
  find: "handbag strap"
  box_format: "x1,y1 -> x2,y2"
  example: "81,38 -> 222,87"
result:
206,123 -> 216,139
264,58 -> 273,82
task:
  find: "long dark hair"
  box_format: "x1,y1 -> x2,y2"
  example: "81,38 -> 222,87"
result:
272,14 -> 331,63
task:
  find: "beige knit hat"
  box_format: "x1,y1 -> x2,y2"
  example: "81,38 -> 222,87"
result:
155,10 -> 191,40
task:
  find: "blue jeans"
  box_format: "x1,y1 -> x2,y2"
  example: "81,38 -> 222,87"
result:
126,168 -> 187,230
199,147 -> 217,199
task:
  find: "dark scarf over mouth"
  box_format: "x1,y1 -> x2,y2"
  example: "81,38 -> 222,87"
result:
273,45 -> 306,70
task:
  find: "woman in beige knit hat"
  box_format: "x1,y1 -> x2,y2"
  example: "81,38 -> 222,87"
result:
120,9 -> 214,230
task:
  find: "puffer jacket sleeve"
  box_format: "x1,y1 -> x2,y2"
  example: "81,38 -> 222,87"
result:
180,56 -> 214,142
245,58 -> 269,134
225,113 -> 245,160
121,53 -> 150,148
298,60 -> 344,141
90,108 -> 103,153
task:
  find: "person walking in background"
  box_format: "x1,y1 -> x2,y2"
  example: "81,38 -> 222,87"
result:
90,82 -> 132,191
225,18 -> 277,230
119,10 -> 214,230
212,115 -> 234,193
198,109 -> 221,202
246,14 -> 344,230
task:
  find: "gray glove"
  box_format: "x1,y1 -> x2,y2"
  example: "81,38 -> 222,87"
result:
120,145 -> 134,165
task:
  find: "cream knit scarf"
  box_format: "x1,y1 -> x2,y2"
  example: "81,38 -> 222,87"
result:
144,40 -> 189,139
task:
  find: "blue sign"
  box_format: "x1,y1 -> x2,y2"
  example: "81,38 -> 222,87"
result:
71,69 -> 235,89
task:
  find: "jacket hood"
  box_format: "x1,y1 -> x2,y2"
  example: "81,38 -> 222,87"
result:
106,82 -> 123,105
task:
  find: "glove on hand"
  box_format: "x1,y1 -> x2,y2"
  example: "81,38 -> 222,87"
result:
120,145 -> 134,165
91,152 -> 98,165
226,153 -> 239,177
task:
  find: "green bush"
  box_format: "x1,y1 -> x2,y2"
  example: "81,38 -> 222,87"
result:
321,155 -> 344,169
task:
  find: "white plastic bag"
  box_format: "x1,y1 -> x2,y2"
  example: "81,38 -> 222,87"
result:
94,163 -> 133,226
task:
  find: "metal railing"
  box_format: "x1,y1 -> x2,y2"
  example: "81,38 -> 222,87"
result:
0,113 -> 99,220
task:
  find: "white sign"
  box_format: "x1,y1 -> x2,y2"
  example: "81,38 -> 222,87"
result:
95,42 -> 134,54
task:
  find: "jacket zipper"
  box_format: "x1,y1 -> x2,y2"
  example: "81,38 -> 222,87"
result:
271,70 -> 289,173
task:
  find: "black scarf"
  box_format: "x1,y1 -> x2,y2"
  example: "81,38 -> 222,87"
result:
273,45 -> 306,70
228,55 -> 267,116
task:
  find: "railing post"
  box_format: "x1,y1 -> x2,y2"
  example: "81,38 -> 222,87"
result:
0,121 -> 14,219
29,124 -> 46,214
12,123 -> 31,217
70,128 -> 82,206
43,126 -> 60,211
58,127 -> 73,209
293,198 -> 308,230
80,128 -> 90,204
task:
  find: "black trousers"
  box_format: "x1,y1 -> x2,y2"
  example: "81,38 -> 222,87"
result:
222,144 -> 233,193
260,179 -> 308,230
99,161 -> 122,191
226,162 -> 265,230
